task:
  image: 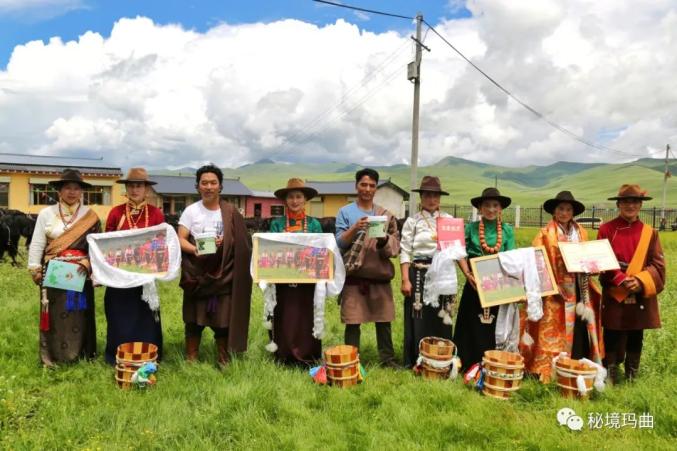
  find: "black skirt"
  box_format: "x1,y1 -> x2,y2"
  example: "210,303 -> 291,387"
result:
453,281 -> 499,371
104,286 -> 163,365
403,265 -> 453,368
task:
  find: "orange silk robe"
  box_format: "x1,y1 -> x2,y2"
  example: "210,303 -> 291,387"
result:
524,220 -> 604,382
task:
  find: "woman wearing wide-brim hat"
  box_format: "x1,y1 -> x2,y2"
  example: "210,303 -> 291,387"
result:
399,176 -> 456,367
27,168 -> 101,366
453,187 -> 516,371
264,178 -> 323,365
525,191 -> 604,382
101,168 -> 166,365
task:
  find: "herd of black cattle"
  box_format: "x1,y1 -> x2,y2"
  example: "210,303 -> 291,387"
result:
0,210 -> 407,267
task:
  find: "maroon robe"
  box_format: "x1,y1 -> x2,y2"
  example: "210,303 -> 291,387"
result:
597,217 -> 665,330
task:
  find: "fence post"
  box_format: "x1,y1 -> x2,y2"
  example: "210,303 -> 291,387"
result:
515,205 -> 521,228
652,206 -> 656,229
539,208 -> 543,227
591,206 -> 596,229
454,204 -> 457,218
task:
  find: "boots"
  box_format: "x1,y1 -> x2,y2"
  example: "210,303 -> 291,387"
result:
604,354 -> 621,386
625,352 -> 641,381
215,337 -> 229,367
185,335 -> 201,362
606,364 -> 621,385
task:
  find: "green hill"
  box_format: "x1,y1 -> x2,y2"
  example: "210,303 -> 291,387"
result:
157,156 -> 676,207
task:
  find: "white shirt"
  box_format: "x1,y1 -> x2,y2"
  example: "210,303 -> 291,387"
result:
178,201 -> 223,239
399,210 -> 452,264
28,203 -> 91,268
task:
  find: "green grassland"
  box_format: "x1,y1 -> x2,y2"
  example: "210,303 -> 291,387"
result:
1,228 -> 676,449
160,157 -> 677,208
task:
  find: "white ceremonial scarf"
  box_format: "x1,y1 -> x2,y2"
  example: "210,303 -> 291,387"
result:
86,223 -> 181,312
251,233 -> 345,345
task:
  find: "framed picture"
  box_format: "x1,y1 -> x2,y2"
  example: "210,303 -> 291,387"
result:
470,246 -> 559,308
95,228 -> 170,275
559,239 -> 620,273
252,234 -> 335,283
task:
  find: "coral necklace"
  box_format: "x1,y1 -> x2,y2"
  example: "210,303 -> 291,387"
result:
285,210 -> 307,233
125,202 -> 149,229
479,216 -> 502,254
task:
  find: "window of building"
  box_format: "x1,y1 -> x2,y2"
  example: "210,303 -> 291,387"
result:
270,205 -> 285,217
174,197 -> 186,214
30,184 -> 59,205
82,186 -> 111,206
0,183 -> 8,208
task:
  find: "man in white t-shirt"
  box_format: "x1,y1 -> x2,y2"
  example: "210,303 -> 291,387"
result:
177,164 -> 252,367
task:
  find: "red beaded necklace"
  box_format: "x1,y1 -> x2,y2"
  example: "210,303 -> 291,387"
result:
478,214 -> 502,254
125,202 -> 149,229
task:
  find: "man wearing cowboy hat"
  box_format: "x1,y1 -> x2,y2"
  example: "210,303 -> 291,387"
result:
597,184 -> 665,383
102,168 -> 166,365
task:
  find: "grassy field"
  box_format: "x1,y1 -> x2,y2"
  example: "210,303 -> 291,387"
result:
1,228 -> 676,450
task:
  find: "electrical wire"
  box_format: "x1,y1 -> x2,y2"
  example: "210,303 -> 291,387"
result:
422,19 -> 647,158
313,0 -> 413,20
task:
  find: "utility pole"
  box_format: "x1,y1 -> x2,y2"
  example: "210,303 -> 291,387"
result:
408,13 -> 428,217
661,144 -> 671,221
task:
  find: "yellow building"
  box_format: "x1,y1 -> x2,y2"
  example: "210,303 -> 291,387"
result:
306,179 -> 409,218
0,155 -> 124,218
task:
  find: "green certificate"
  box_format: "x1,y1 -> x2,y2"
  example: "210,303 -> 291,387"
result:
43,260 -> 86,292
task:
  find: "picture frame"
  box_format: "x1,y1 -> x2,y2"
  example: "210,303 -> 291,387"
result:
470,246 -> 559,308
559,239 -> 620,273
252,234 -> 335,283
95,228 -> 170,275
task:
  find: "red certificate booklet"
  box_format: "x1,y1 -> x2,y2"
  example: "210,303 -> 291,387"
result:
436,217 -> 465,250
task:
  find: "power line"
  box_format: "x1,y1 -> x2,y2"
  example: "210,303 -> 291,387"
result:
284,39 -> 409,145
291,62 -> 407,146
312,0 -> 413,20
422,19 -> 646,158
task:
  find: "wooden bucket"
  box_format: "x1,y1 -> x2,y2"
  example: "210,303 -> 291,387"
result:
419,337 -> 455,380
554,357 -> 597,399
481,350 -> 524,400
115,342 -> 158,389
324,345 -> 360,388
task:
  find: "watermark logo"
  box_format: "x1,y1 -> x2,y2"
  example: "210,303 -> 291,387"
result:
557,408 -> 584,431
557,408 -> 655,431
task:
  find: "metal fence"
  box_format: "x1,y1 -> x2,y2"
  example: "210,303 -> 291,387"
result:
439,204 -> 677,230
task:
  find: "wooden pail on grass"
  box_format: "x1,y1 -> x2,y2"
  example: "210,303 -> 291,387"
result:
115,342 -> 158,389
481,350 -> 524,400
419,337 -> 455,380
324,345 -> 359,388
554,357 -> 597,399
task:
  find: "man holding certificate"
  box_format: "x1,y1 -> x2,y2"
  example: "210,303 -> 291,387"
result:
336,168 -> 400,367
178,164 -> 252,366
597,184 -> 665,384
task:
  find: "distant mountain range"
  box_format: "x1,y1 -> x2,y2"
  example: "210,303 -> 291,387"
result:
153,156 -> 676,207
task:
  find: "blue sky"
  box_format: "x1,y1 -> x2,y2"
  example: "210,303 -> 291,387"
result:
0,0 -> 470,68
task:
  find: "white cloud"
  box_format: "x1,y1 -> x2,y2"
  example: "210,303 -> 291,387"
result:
0,0 -> 85,20
1,1 -> 676,170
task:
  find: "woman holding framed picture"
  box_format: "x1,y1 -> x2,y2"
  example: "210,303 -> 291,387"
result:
454,187 -> 515,371
267,178 -> 323,365
526,191 -> 604,382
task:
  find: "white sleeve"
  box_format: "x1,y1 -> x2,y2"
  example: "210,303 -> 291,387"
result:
178,207 -> 193,231
28,210 -> 48,268
399,217 -> 415,264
